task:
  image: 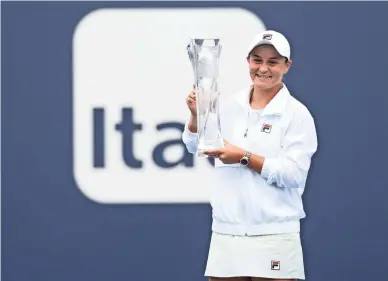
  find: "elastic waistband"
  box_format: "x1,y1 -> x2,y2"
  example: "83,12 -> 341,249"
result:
212,220 -> 300,236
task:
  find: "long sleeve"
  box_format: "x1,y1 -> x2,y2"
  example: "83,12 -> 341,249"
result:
182,123 -> 198,154
260,109 -> 318,189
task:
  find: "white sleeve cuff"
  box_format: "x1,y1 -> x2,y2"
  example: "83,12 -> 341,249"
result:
182,123 -> 198,155
261,158 -> 276,184
183,123 -> 198,140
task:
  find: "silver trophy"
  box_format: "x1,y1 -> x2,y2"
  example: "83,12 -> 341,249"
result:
187,38 -> 224,157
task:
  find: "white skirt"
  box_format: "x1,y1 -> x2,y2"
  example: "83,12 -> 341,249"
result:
204,232 -> 305,280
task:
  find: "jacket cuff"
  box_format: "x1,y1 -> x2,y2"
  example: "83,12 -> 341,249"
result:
183,123 -> 197,140
261,158 -> 276,184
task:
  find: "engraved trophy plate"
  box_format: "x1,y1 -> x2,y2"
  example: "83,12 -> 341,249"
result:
187,38 -> 224,157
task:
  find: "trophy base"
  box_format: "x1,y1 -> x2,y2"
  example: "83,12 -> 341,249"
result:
196,139 -> 224,158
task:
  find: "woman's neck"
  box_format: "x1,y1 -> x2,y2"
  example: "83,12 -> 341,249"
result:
250,83 -> 283,110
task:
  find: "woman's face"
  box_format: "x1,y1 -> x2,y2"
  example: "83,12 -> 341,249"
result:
247,44 -> 292,91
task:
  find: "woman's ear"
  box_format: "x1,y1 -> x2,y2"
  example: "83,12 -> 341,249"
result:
284,59 -> 292,74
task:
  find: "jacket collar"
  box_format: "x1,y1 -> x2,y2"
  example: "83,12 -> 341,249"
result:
234,83 -> 291,116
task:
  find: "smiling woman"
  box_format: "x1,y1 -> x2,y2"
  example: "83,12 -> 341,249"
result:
247,33 -> 292,111
182,30 -> 318,281
249,47 -> 290,81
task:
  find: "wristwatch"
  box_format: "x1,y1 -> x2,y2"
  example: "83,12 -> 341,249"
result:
240,152 -> 251,166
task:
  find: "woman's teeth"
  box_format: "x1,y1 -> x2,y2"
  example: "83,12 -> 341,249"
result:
256,74 -> 272,79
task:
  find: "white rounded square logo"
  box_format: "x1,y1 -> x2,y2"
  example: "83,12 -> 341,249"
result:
73,8 -> 266,203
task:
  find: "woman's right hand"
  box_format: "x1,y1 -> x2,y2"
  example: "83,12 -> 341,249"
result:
186,86 -> 197,117
186,86 -> 198,133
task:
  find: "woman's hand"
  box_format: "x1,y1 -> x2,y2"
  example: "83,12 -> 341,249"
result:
186,85 -> 197,117
203,140 -> 246,164
186,85 -> 198,133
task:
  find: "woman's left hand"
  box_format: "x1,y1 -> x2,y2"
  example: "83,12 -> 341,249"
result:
203,140 -> 246,164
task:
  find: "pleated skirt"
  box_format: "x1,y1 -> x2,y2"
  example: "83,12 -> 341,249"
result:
204,232 -> 305,280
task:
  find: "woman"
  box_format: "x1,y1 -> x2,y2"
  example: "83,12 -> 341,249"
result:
182,30 -> 318,281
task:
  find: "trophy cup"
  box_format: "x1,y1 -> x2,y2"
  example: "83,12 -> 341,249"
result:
187,38 -> 224,157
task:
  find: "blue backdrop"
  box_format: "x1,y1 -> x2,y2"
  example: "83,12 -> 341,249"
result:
2,1 -> 388,281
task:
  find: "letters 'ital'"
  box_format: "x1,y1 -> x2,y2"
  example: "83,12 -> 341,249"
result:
187,39 -> 224,157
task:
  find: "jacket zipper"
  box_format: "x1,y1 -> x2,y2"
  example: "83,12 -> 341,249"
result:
244,111 -> 250,138
244,110 -> 263,138
242,110 -> 254,235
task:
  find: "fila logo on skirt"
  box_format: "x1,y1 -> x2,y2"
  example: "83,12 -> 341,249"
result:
271,260 -> 280,270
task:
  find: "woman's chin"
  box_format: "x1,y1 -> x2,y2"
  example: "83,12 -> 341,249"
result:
254,81 -> 274,90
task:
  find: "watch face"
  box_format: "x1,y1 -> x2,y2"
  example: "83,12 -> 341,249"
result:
240,158 -> 248,166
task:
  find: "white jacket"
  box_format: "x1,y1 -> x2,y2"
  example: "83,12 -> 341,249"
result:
182,84 -> 318,236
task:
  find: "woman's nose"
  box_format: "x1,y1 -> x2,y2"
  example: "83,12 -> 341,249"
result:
258,66 -> 269,73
